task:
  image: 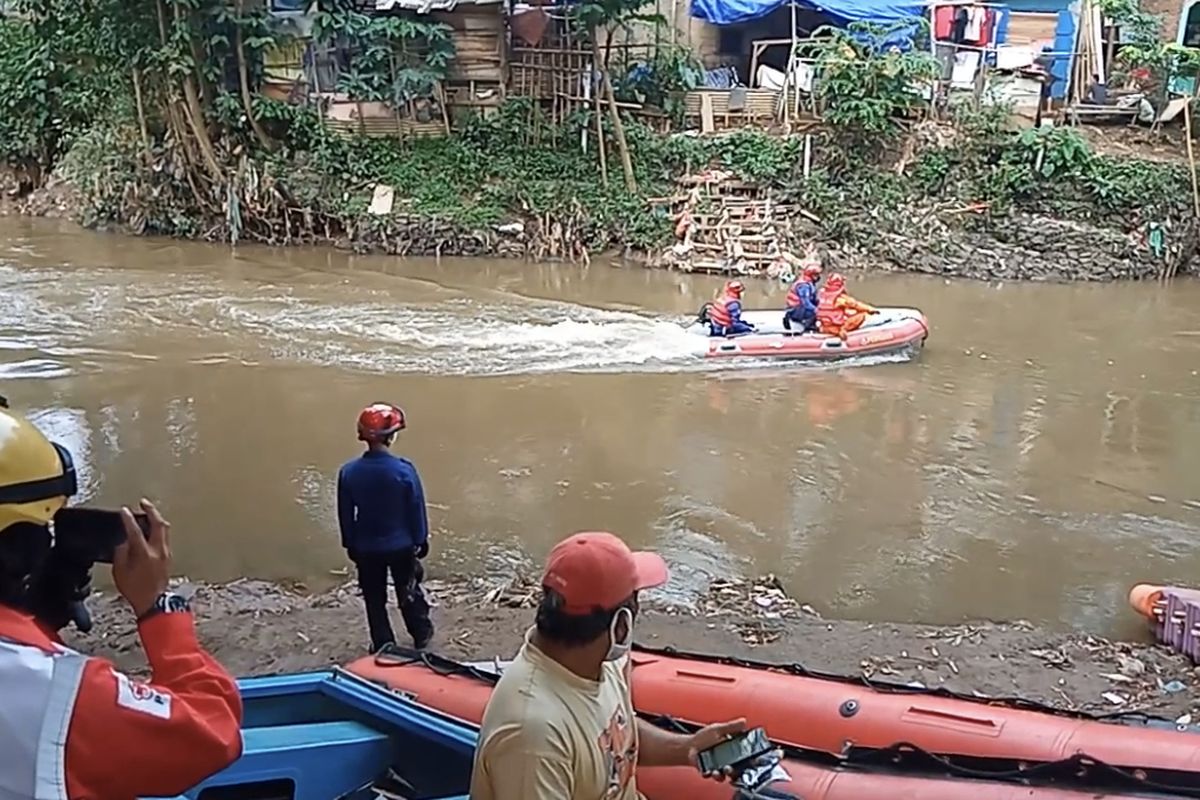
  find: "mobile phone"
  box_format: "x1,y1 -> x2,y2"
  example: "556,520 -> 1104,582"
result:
695,727 -> 773,776
54,507 -> 151,564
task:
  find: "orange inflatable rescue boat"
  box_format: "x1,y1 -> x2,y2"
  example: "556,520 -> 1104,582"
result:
688,307 -> 929,362
347,646 -> 1200,800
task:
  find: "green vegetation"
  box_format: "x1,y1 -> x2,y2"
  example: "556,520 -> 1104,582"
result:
1098,0 -> 1200,94
803,20 -> 940,162
0,2 -> 1192,258
908,104 -> 1190,222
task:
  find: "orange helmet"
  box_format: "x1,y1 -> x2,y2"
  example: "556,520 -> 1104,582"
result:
801,264 -> 822,281
725,280 -> 745,296
826,273 -> 846,290
357,403 -> 406,442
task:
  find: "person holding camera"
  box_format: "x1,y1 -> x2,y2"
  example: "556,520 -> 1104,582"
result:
0,398 -> 243,800
337,402 -> 434,654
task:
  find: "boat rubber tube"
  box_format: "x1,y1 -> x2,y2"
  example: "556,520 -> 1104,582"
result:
623,646 -> 1200,769
345,650 -> 1189,800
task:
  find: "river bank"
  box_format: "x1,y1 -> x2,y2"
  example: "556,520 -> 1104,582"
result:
70,573 -> 1200,721
3,114 -> 1198,284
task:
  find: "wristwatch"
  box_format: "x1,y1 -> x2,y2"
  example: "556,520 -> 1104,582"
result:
137,591 -> 191,623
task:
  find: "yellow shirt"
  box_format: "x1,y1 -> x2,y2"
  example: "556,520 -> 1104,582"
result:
470,627 -> 642,800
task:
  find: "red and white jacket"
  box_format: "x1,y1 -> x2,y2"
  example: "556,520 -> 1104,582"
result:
0,603 -> 244,799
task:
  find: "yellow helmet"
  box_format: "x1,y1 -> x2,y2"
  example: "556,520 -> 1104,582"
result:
0,398 -> 78,535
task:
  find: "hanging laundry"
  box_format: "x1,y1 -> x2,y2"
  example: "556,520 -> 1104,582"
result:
964,6 -> 986,44
975,8 -> 996,46
951,6 -> 969,43
934,5 -> 954,39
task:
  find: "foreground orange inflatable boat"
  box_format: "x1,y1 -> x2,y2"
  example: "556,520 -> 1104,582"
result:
347,646 -> 1200,799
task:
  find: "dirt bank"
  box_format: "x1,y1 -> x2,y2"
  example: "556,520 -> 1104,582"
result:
69,573 -> 1200,722
5,123 -> 1196,284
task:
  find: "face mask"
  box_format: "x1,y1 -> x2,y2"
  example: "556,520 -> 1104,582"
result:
604,607 -> 634,662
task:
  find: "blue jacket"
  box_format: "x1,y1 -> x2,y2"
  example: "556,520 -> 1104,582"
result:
337,450 -> 428,554
797,282 -> 818,317
726,298 -> 745,323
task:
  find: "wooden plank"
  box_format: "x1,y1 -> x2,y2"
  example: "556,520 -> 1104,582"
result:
325,117 -> 447,139
700,93 -> 715,133
1006,12 -> 1057,44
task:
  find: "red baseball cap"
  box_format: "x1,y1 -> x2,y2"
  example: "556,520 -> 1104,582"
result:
542,531 -> 669,614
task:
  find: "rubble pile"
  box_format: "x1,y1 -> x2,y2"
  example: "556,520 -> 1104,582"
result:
653,170 -> 810,277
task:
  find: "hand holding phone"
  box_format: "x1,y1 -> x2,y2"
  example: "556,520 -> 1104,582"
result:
54,507 -> 151,564
695,726 -> 773,778
111,500 -> 173,619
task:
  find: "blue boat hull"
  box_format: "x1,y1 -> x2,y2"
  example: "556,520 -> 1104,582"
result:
146,668 -> 474,800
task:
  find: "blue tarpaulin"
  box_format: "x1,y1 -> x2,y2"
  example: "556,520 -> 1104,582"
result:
691,0 -> 929,29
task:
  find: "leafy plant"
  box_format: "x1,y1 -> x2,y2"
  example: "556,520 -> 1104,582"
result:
0,2 -> 127,167
804,20 -> 939,154
613,44 -> 702,124
313,1 -> 454,106
1098,0 -> 1200,96
1013,126 -> 1091,178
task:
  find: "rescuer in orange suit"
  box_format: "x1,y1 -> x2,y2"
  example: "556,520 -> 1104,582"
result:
0,396 -> 243,799
816,273 -> 879,340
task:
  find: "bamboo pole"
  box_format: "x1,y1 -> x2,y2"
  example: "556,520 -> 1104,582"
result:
785,0 -> 797,128
1184,97 -> 1200,218
168,0 -> 224,183
389,52 -> 405,142
131,67 -> 152,162
589,57 -> 608,186
235,0 -> 274,151
601,63 -> 638,192
436,83 -> 452,135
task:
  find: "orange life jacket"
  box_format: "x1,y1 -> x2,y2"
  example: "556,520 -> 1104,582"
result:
786,277 -> 814,309
708,293 -> 736,327
816,284 -> 846,328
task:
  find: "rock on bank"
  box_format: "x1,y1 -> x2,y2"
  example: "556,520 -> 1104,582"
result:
69,574 -> 1200,721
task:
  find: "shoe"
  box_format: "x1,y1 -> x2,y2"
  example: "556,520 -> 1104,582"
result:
370,640 -> 397,655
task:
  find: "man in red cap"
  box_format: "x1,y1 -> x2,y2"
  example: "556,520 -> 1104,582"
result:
470,531 -> 745,800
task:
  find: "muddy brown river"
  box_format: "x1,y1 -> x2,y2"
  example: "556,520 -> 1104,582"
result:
3,217 -> 1199,636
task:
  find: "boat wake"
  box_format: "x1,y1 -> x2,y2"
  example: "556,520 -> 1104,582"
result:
211,294 -> 916,376
0,265 -> 917,378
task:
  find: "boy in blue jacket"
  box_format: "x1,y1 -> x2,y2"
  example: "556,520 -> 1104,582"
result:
337,402 -> 434,652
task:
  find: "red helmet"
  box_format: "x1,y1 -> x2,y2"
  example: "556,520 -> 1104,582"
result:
826,272 -> 846,290
357,403 -> 406,442
802,264 -> 822,281
725,280 -> 745,296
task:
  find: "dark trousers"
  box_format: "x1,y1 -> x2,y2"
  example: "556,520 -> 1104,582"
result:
354,548 -> 433,652
710,320 -> 755,336
782,307 -> 817,332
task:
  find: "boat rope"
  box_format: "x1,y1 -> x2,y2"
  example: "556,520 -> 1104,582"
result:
373,645 -> 502,686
